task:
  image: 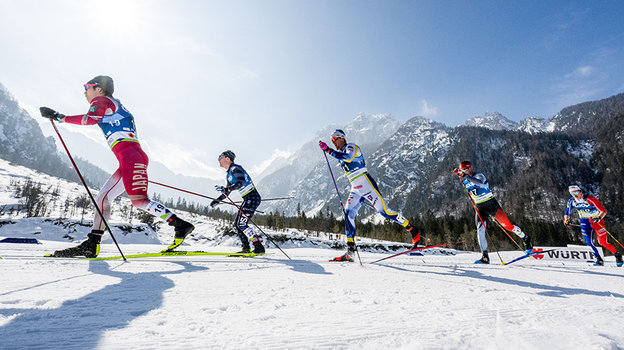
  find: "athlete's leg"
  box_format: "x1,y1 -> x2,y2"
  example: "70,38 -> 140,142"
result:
580,219 -> 601,258
92,168 -> 126,231
116,143 -> 174,220
234,191 -> 262,250
363,174 -> 408,226
476,211 -> 488,252
344,190 -> 365,246
590,219 -> 617,254
493,208 -> 526,238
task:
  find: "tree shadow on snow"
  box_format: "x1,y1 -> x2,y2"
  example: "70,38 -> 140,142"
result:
0,260 -> 207,349
377,263 -> 624,299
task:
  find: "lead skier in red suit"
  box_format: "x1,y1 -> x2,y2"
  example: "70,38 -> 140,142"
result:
40,75 -> 194,257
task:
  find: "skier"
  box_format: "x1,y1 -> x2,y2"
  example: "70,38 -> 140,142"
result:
210,150 -> 265,254
39,75 -> 194,257
454,161 -> 533,264
319,129 -> 418,262
564,185 -> 623,267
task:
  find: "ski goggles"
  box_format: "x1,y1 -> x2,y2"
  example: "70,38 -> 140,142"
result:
83,83 -> 98,91
569,190 -> 581,195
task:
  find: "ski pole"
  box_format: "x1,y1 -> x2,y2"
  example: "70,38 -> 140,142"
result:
50,120 -> 126,261
148,180 -> 264,214
322,149 -> 346,213
456,173 -> 504,264
487,214 -> 524,251
222,192 -> 291,260
370,241 -> 465,264
322,148 -> 362,265
598,222 -> 624,250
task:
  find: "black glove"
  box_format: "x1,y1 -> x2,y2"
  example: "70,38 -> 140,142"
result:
39,107 -> 65,122
592,217 -> 602,223
210,199 -> 219,208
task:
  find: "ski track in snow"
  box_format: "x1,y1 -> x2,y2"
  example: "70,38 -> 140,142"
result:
1,244 -> 623,350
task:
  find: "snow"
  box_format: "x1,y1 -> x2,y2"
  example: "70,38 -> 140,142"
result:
1,153 -> 623,349
1,242 -> 623,349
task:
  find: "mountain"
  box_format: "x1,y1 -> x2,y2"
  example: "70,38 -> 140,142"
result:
464,112 -> 519,130
256,113 -> 402,214
546,93 -> 624,135
257,93 -> 624,238
518,116 -> 548,134
0,82 -> 110,188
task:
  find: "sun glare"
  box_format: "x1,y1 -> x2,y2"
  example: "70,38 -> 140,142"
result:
86,0 -> 148,40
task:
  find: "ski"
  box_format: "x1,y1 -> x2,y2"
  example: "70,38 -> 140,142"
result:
501,249 -> 556,266
369,242 -> 457,264
41,251 -> 264,260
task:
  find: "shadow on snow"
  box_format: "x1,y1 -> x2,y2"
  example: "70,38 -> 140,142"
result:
0,260 -> 207,349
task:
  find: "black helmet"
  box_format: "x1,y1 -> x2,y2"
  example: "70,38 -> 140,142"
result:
86,75 -> 114,96
221,150 -> 236,161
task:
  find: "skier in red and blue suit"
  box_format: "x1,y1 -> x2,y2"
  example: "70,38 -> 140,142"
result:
455,161 -> 533,264
39,75 -> 194,257
564,184 -> 623,266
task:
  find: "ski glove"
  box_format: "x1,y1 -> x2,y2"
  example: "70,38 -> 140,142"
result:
215,185 -> 225,193
592,217 -> 602,223
39,107 -> 65,122
209,199 -> 219,208
318,141 -> 329,152
564,218 -> 569,226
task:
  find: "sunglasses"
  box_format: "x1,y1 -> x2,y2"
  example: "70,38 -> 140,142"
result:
331,136 -> 343,142
218,154 -> 224,160
570,191 -> 580,195
83,83 -> 98,91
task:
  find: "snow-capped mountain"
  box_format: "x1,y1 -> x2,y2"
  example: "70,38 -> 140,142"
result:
464,112 -> 519,130
367,117 -> 451,209
256,113 -> 402,212
546,93 -> 624,135
258,93 -> 624,226
518,116 -> 548,134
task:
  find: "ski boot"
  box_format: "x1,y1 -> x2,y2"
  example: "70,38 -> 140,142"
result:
593,256 -> 604,266
331,242 -> 356,262
252,236 -> 265,254
164,215 -> 194,251
522,235 -> 533,254
237,242 -> 252,254
475,251 -> 490,264
614,252 -> 622,267
50,231 -> 102,258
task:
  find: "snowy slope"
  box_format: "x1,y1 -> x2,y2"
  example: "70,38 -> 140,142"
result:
0,242 -> 623,350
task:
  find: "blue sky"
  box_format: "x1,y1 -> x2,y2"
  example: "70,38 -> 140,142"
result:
0,0 -> 623,179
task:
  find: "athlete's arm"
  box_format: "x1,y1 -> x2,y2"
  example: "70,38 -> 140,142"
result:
587,196 -> 607,219
225,166 -> 246,192
328,144 -> 357,162
463,173 -> 487,188
63,96 -> 116,125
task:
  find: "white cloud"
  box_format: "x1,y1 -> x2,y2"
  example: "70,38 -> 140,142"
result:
419,99 -> 438,117
569,65 -> 594,78
250,148 -> 292,180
